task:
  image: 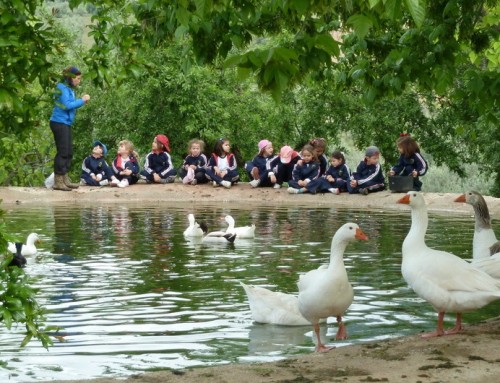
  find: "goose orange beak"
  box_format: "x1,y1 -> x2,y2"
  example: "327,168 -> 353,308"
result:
355,228 -> 368,241
454,194 -> 466,203
397,194 -> 410,204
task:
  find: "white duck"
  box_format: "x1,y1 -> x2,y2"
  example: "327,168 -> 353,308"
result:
455,191 -> 499,259
398,191 -> 500,338
297,222 -> 368,352
240,282 -> 322,326
224,215 -> 255,239
199,222 -> 236,243
183,214 -> 204,237
7,233 -> 40,257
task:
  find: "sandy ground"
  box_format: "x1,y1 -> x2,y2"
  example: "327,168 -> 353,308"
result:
1,184 -> 500,383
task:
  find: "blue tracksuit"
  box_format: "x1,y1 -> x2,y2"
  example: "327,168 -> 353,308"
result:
348,161 -> 386,194
267,155 -> 300,185
140,151 -> 177,181
179,154 -> 209,183
80,155 -> 113,185
245,154 -> 277,187
288,161 -> 321,189
307,163 -> 351,193
205,153 -> 240,184
112,155 -> 140,185
391,153 -> 428,191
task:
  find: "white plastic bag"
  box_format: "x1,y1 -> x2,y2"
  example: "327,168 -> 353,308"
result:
44,172 -> 54,189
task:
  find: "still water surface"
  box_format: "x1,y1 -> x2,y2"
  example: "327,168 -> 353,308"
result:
0,203 -> 498,381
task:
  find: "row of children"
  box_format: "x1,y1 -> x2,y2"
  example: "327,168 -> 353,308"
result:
244,135 -> 427,195
80,136 -> 239,188
79,134 -> 427,193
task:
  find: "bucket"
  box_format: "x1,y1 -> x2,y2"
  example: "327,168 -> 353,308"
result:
389,175 -> 414,193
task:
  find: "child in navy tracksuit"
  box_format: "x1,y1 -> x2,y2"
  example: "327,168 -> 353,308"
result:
80,140 -> 117,186
307,150 -> 351,194
348,146 -> 386,195
287,144 -> 321,194
205,138 -> 240,188
179,139 -> 208,185
245,139 -> 279,188
266,145 -> 300,188
111,140 -> 140,188
389,135 -> 428,191
309,137 -> 329,176
140,134 -> 177,184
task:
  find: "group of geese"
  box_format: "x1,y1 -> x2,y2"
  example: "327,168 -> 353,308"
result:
235,191 -> 500,352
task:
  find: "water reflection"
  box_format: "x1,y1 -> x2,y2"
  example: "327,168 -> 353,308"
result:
0,204 -> 497,382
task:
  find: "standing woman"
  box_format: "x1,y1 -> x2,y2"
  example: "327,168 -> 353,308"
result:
49,66 -> 90,191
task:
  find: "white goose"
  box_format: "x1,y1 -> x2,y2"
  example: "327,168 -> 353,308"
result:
240,282 -> 323,326
7,233 -> 40,257
397,191 -> 500,338
297,222 -> 368,352
183,214 -> 204,237
224,215 -> 255,239
455,191 -> 499,259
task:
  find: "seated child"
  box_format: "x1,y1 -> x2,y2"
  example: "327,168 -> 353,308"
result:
205,138 -> 240,188
245,139 -> 279,188
348,146 -> 386,195
309,137 -> 329,176
140,134 -> 177,184
287,144 -> 321,194
179,139 -> 209,185
267,145 -> 300,188
80,140 -> 117,186
388,135 -> 428,191
111,140 -> 140,188
306,150 -> 351,194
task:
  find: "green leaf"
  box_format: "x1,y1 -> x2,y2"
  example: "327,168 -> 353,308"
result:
346,14 -> 373,39
314,35 -> 340,57
403,0 -> 425,27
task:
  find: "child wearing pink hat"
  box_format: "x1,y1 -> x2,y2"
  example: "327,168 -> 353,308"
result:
140,134 -> 177,184
244,139 -> 279,188
266,145 -> 300,188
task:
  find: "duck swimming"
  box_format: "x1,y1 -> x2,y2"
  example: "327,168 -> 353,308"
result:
7,233 -> 40,257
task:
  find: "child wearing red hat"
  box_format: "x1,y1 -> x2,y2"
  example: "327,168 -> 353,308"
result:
140,135 -> 177,184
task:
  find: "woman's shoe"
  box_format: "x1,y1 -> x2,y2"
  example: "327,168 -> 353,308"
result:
53,174 -> 72,191
63,174 -> 80,189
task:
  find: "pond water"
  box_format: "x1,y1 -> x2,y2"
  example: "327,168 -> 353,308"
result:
0,203 -> 498,382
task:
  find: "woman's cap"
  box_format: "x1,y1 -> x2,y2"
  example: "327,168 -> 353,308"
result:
156,134 -> 170,152
365,146 -> 380,157
258,139 -> 271,152
93,140 -> 108,156
280,145 -> 294,164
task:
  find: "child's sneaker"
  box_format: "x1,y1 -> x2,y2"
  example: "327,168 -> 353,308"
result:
328,188 -> 339,195
190,179 -> 197,185
80,179 -> 87,185
273,183 -> 281,189
110,178 -> 120,187
359,188 -> 369,195
287,187 -> 299,194
221,180 -> 232,188
99,179 -> 109,186
213,181 -> 219,187
249,179 -> 260,188
117,179 -> 129,188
